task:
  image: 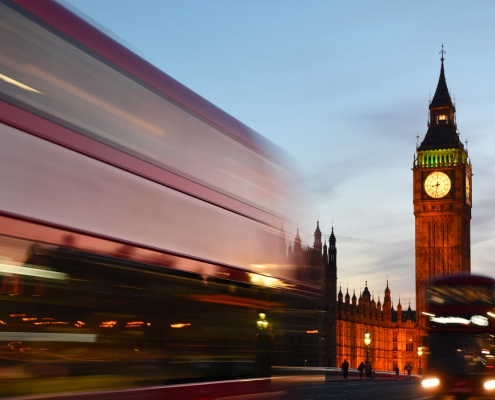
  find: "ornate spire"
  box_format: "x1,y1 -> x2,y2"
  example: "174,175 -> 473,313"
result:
329,225 -> 336,246
418,45 -> 464,151
294,225 -> 301,250
313,219 -> 322,251
430,44 -> 454,109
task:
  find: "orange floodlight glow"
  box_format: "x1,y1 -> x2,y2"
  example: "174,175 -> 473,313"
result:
306,330 -> 318,334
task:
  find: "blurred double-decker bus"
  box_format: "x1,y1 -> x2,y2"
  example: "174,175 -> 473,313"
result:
422,274 -> 495,399
0,1 -> 322,398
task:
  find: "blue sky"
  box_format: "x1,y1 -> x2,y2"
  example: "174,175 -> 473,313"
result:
64,0 -> 495,307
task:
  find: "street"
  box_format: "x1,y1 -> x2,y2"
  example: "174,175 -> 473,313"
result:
265,376 -> 495,400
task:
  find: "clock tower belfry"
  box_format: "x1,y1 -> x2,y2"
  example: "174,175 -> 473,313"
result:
413,49 -> 472,326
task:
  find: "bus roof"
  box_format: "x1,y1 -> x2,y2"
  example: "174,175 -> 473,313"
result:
431,274 -> 495,286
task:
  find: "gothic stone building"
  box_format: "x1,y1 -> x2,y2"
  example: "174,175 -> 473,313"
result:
283,222 -> 422,372
335,282 -> 419,371
280,50 -> 471,373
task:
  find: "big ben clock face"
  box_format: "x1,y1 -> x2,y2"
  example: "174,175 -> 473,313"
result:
466,174 -> 471,201
424,171 -> 451,199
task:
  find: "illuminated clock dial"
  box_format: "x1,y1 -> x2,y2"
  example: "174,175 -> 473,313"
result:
466,174 -> 471,199
424,171 -> 451,199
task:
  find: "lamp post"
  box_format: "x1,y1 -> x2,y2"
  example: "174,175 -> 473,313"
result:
418,347 -> 423,375
364,331 -> 371,362
256,313 -> 270,376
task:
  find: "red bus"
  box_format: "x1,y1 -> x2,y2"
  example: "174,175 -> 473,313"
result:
0,1 -> 320,399
422,274 -> 495,399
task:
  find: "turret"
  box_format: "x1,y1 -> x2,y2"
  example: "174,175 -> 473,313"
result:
362,282 -> 371,318
383,280 -> 392,321
294,227 -> 302,251
397,297 -> 403,323
351,290 -> 357,315
313,220 -> 322,252
406,302 -> 413,322
322,240 -> 328,266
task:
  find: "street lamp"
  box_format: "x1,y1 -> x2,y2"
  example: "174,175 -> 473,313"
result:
364,331 -> 371,362
418,347 -> 423,375
257,313 -> 268,330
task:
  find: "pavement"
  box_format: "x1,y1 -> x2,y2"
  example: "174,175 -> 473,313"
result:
272,366 -> 421,381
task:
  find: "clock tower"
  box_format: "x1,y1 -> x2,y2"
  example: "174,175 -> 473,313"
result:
413,49 -> 472,326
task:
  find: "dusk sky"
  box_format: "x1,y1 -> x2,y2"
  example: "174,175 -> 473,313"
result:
65,0 -> 495,307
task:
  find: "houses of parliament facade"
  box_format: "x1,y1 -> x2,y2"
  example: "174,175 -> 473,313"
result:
281,51 -> 472,372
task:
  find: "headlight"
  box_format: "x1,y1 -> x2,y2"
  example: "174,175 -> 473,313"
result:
484,380 -> 495,390
422,378 -> 440,388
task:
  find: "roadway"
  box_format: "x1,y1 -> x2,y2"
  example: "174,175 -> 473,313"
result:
271,377 -> 425,400
265,375 -> 495,400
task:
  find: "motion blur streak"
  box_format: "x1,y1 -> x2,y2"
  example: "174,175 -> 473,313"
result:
0,332 -> 96,342
0,1 -> 318,399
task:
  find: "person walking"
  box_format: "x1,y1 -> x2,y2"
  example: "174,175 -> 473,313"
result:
365,360 -> 371,379
405,363 -> 411,380
358,361 -> 365,380
341,359 -> 349,379
394,364 -> 399,380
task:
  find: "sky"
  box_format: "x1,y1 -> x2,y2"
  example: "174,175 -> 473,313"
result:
64,0 -> 495,308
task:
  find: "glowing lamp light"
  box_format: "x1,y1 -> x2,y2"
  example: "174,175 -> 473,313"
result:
257,313 -> 268,330
100,321 -> 117,328
422,378 -> 440,388
418,347 -> 423,357
484,380 -> 495,390
364,332 -> 371,346
171,323 -> 191,328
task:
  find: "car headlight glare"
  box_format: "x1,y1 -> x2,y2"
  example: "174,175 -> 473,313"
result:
484,380 -> 495,390
422,378 -> 440,388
